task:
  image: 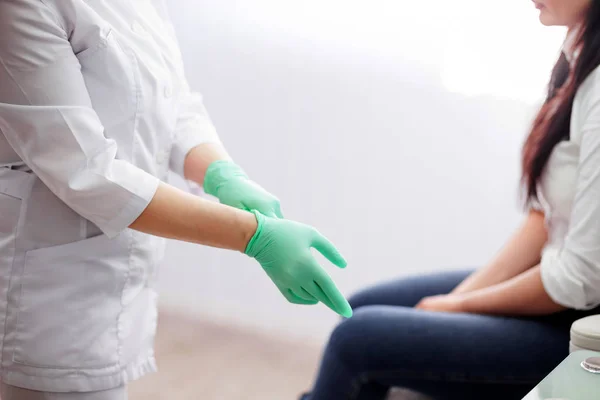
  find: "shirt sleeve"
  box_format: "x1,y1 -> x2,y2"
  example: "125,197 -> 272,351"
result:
540,72 -> 600,310
154,1 -> 222,178
0,0 -> 159,238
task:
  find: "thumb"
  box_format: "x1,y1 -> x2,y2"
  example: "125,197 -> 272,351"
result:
311,231 -> 347,268
243,199 -> 277,218
250,208 -> 278,219
274,202 -> 284,219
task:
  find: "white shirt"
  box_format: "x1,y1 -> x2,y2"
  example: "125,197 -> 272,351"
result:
0,0 -> 220,392
539,32 -> 600,310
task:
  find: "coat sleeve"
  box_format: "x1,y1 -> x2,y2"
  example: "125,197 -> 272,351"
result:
151,1 -> 222,178
0,0 -> 159,238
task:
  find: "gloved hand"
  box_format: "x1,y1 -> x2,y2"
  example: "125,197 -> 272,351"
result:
203,160 -> 283,218
246,210 -> 352,318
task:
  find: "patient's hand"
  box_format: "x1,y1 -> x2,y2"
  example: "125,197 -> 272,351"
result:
415,294 -> 466,313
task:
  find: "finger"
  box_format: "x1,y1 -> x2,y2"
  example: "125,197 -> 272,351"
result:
292,286 -> 318,302
241,199 -> 277,218
416,295 -> 437,308
306,279 -> 352,318
299,286 -> 316,302
277,286 -> 305,305
415,296 -> 427,309
304,281 -> 337,313
311,231 -> 347,268
261,209 -> 278,218
314,275 -> 353,318
244,206 -> 275,218
274,201 -> 284,219
288,289 -> 318,305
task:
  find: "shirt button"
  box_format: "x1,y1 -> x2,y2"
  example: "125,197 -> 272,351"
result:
132,21 -> 146,35
164,86 -> 173,98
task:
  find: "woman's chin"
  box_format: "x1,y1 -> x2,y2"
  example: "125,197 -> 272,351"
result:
538,13 -> 558,26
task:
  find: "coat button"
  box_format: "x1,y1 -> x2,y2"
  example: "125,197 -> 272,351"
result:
164,86 -> 173,98
132,21 -> 146,35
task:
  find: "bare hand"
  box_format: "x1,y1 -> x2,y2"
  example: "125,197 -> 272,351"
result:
415,294 -> 466,313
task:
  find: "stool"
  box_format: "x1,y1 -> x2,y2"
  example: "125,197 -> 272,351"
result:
570,315 -> 600,353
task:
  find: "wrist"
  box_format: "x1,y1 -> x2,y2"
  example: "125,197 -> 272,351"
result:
240,210 -> 261,255
203,160 -> 248,196
457,290 -> 484,314
184,143 -> 230,184
450,285 -> 467,295
456,294 -> 470,313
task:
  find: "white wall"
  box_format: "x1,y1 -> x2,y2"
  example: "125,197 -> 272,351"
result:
158,0 -> 564,342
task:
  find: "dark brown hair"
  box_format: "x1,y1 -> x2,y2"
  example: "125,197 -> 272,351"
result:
522,2 -> 600,204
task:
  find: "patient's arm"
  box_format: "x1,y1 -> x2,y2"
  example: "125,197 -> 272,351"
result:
452,210 -> 547,294
417,265 -> 565,315
460,265 -> 565,315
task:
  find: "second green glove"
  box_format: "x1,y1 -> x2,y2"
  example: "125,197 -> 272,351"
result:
246,210 -> 353,318
204,160 -> 283,218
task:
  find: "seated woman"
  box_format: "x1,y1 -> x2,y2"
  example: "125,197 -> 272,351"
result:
301,0 -> 600,399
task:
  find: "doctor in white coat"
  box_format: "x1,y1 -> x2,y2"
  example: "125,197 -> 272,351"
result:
0,1 -> 352,399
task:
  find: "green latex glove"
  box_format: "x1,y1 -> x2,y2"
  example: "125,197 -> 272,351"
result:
246,210 -> 353,318
204,160 -> 283,218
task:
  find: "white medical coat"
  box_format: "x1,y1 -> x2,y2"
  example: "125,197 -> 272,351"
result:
0,0 -> 220,392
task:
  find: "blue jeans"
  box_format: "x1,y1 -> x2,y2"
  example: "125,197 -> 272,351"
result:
301,270 -> 600,400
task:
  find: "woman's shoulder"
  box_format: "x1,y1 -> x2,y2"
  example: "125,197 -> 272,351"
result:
568,64 -> 600,146
578,64 -> 600,97
572,63 -> 600,122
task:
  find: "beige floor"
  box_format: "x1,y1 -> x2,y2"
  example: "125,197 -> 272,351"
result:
128,312 -> 425,400
128,311 -> 322,400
